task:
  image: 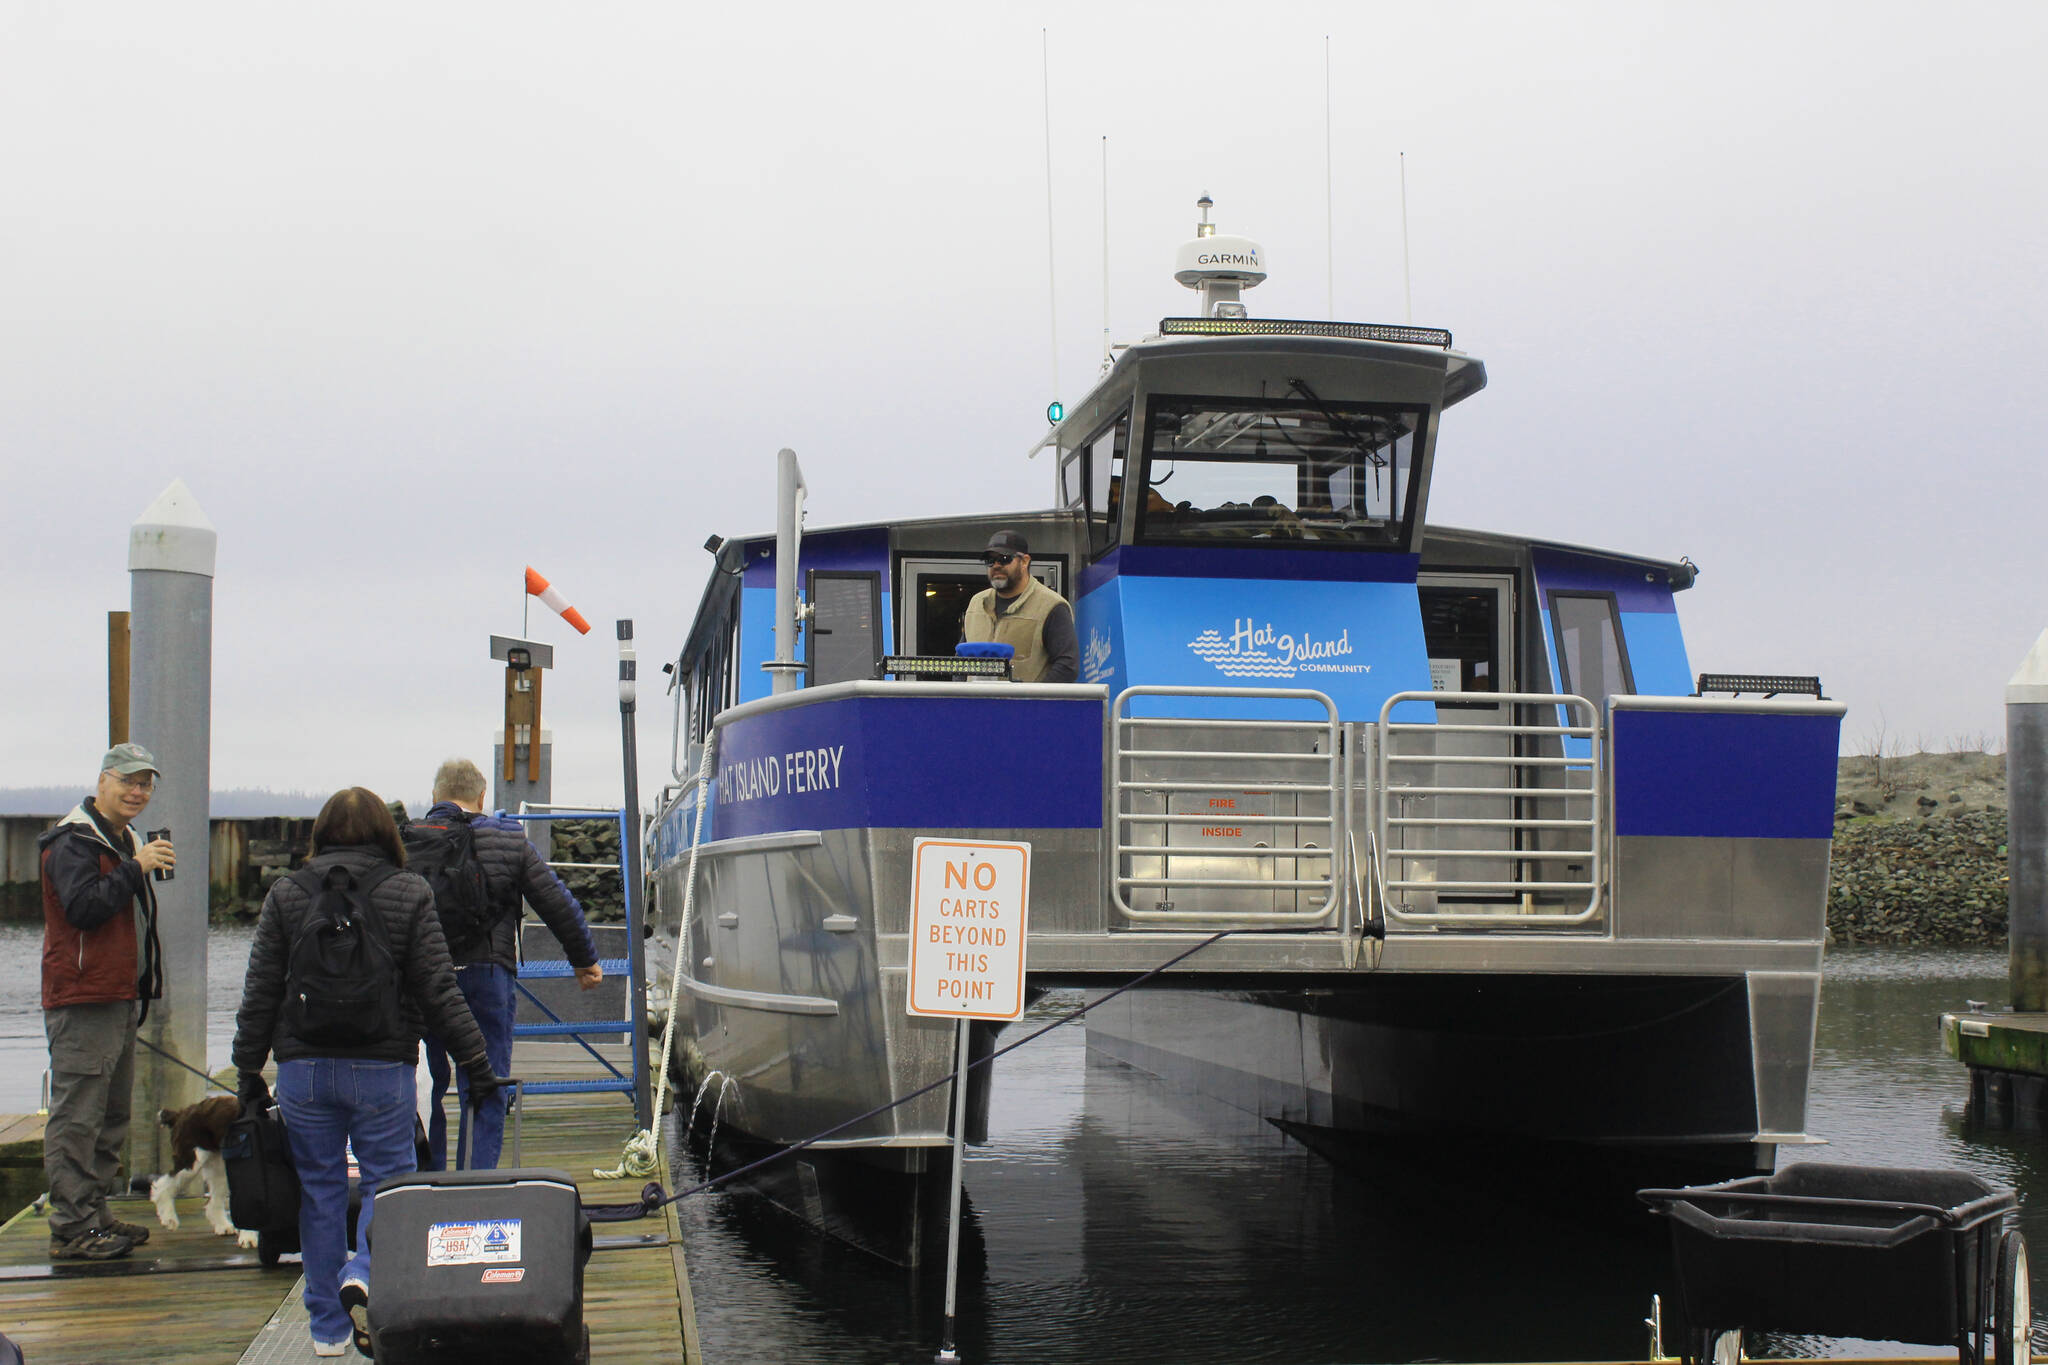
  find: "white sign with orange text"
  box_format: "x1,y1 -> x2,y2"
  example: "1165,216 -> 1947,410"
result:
907,838 -> 1030,1020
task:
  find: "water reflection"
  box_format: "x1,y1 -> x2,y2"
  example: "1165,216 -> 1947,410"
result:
673,948 -> 2045,1364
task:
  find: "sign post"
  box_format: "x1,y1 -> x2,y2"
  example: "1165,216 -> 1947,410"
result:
907,837 -> 1031,1365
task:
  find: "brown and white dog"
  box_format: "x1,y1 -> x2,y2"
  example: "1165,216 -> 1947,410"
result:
150,1095 -> 260,1249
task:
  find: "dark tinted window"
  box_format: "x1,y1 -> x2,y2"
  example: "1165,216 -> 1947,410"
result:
1134,393 -> 1425,548
807,572 -> 881,685
1551,593 -> 1633,699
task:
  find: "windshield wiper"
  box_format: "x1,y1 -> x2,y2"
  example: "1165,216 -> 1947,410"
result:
1287,378 -> 1388,471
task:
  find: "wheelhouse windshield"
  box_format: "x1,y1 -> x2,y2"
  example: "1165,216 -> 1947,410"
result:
1133,393 -> 1426,548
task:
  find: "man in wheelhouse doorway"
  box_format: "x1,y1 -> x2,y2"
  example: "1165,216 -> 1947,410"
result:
959,529 -> 1078,684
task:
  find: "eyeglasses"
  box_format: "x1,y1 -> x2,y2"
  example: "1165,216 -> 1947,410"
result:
111,774 -> 156,791
982,552 -> 1019,567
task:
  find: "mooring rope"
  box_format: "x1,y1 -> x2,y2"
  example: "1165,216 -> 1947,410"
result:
593,728 -> 717,1181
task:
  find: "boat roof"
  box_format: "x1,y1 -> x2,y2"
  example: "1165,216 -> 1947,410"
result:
1424,523 -> 1697,591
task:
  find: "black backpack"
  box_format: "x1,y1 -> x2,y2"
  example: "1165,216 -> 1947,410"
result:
402,814 -> 497,952
283,863 -> 402,1048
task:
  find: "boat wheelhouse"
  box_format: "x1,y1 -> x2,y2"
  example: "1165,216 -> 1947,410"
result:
652,207 -> 1843,1217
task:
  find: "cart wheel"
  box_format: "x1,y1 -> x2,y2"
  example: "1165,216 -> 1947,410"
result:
1706,1328 -> 1743,1365
1686,1327 -> 1742,1365
1996,1230 -> 2031,1365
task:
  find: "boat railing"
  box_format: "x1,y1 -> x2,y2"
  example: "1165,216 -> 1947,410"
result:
1111,685 -> 1343,926
1374,691 -> 1604,928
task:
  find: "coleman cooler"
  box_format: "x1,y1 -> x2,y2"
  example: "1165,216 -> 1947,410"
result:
367,1167 -> 593,1364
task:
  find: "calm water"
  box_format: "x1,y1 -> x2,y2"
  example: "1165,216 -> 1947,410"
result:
1,932 -> 2036,1362
0,924 -> 254,1111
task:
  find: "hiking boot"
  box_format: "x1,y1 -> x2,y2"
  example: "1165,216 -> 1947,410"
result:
103,1217 -> 151,1245
50,1227 -> 134,1261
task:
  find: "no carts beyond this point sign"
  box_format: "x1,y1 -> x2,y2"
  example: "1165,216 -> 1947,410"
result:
908,838 -> 1030,1020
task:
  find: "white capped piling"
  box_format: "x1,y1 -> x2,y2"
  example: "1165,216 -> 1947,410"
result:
125,479 -> 215,1177
2010,628 -> 2048,1012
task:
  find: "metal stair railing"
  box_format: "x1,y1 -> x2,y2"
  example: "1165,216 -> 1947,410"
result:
500,803 -> 645,1107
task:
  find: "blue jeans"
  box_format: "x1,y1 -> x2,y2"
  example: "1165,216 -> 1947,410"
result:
277,1058 -> 417,1345
423,963 -> 514,1170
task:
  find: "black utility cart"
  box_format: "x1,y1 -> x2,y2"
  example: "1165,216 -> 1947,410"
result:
1641,1163 -> 2031,1365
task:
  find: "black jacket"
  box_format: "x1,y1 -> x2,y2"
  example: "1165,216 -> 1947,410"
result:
231,846 -> 489,1071
420,804 -> 598,972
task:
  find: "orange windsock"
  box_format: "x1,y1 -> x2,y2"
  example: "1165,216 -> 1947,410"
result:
524,565 -> 592,635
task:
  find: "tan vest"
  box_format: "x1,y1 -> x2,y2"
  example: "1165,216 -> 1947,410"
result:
962,577 -> 1062,683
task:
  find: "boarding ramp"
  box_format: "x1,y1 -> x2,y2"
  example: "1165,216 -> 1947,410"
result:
503,803 -> 648,1112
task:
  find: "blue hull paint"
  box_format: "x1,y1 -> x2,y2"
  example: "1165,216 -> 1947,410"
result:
711,693 -> 1105,838
1613,709 -> 1842,840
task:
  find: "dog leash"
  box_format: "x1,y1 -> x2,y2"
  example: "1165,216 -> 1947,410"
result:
135,1036 -> 233,1095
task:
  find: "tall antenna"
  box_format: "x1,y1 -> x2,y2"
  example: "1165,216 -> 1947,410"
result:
1399,151 -> 1413,324
1041,29 -> 1061,417
1324,35 -> 1334,319
1101,135 -> 1111,369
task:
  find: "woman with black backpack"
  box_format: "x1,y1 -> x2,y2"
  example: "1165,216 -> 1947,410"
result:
231,787 -> 497,1358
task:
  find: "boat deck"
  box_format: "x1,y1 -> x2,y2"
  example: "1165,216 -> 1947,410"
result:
0,1057 -> 698,1363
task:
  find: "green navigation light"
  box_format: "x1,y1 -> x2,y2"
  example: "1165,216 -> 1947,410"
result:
1046,401 -> 1065,424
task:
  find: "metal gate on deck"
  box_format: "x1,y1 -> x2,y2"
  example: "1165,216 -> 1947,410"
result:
1112,686 -> 1343,926
502,803 -> 646,1104
1372,691 -> 1602,927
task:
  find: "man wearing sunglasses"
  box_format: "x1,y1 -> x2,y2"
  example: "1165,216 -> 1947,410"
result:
960,530 -> 1078,684
36,743 -> 173,1260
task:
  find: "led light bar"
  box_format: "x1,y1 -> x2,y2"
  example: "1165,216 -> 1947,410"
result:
1695,673 -> 1826,699
1158,317 -> 1454,348
881,655 -> 1014,679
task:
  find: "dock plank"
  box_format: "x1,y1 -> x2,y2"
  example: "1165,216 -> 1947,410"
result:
0,1048 -> 695,1363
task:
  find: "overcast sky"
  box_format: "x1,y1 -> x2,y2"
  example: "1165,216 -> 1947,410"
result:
6,2 -> 2044,808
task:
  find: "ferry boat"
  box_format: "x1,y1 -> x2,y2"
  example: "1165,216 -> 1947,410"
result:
651,203 -> 1844,1225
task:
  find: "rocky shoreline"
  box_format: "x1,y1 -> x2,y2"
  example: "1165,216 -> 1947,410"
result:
1828,808 -> 2008,946
1828,750 -> 2010,946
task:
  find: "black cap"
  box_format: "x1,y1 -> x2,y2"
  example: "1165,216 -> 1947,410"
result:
984,529 -> 1030,556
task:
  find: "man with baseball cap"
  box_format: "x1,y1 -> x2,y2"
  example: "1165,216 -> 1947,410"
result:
959,529 -> 1079,684
36,742 -> 173,1260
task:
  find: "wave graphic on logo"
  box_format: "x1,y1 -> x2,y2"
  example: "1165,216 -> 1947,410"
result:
1186,629 -> 1296,679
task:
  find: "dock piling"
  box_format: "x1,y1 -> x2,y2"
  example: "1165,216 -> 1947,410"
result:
2010,628 -> 2048,1013
1945,628 -> 2048,1126
124,479 -> 216,1178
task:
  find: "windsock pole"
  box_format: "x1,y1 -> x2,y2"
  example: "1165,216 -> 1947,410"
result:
525,566 -> 592,636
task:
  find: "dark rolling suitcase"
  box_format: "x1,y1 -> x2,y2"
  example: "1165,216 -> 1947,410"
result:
220,1101 -> 299,1250
223,1100 -> 435,1267
367,1166 -> 593,1364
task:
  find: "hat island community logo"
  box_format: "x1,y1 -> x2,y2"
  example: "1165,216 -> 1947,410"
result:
1187,618 -> 1370,680
1081,629 -> 1115,684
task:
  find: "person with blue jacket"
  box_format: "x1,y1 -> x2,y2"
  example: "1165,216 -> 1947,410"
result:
414,757 -> 601,1170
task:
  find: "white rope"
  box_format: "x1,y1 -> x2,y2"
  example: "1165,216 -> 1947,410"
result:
594,729 -> 717,1180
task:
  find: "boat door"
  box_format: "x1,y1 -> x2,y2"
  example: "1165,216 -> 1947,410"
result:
1412,573 -> 1518,907
896,555 -> 1064,658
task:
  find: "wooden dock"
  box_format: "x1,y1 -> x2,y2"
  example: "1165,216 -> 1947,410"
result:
0,1056 -> 698,1363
